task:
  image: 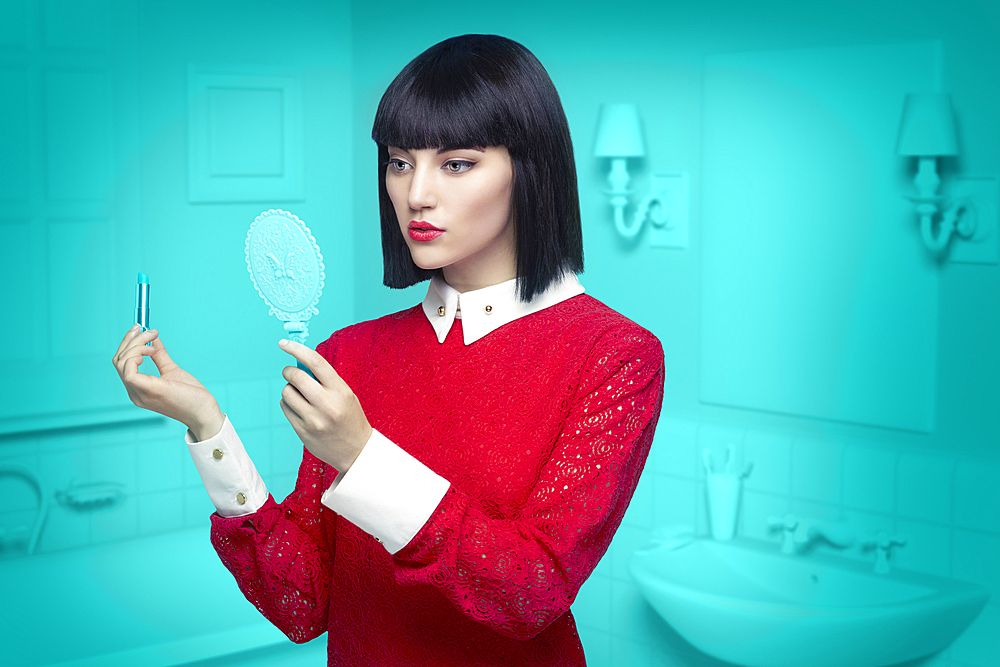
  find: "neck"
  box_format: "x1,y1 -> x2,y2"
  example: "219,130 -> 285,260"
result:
440,270 -> 517,294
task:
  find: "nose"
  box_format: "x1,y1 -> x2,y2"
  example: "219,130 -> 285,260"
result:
407,163 -> 436,211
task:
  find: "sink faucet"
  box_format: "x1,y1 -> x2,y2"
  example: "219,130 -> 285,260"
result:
767,514 -> 799,554
863,531 -> 908,574
794,518 -> 857,550
767,514 -> 856,554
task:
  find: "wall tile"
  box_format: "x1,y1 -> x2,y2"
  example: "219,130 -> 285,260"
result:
609,524 -> 651,583
623,469 -> 653,529
652,475 -> 696,530
224,379 -> 272,430
37,429 -> 86,454
741,489 -> 791,544
743,429 -> 793,496
137,437 -> 185,492
953,460 -> 1000,534
843,442 -> 897,514
90,494 -> 137,543
893,519 -> 951,577
138,489 -> 184,536
89,423 -> 140,448
0,432 -> 37,457
269,377 -> 287,426
268,472 -> 298,504
577,626 -> 611,667
650,416 -> 699,478
88,442 -> 138,494
184,487 -> 216,529
38,446 -> 88,491
791,437 -> 842,504
271,427 -> 305,477
953,530 -> 1000,598
897,452 -> 954,525
573,572 -> 611,632
36,502 -> 89,554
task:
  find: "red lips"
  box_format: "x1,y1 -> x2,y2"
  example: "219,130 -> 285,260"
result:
408,220 -> 444,242
408,220 -> 443,231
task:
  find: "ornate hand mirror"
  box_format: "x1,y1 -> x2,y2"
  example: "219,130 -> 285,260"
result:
246,209 -> 325,376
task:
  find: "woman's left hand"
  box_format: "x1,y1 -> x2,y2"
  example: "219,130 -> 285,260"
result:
278,339 -> 373,473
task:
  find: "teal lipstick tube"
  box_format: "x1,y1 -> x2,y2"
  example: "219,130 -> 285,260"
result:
136,272 -> 150,345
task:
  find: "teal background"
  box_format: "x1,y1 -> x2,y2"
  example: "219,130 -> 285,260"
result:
1,1 -> 999,666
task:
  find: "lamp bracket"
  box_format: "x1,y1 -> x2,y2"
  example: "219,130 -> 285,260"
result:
946,175 -> 999,265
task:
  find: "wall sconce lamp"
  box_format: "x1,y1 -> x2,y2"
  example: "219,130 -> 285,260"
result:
595,103 -> 681,242
896,93 -> 976,253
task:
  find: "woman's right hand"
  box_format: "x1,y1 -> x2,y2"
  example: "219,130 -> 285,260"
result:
113,324 -> 224,441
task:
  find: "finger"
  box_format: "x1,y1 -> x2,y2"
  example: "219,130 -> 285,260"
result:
279,394 -> 305,429
117,329 -> 159,372
278,339 -> 342,388
114,324 -> 141,361
280,379 -> 312,418
116,334 -> 157,377
146,335 -> 179,375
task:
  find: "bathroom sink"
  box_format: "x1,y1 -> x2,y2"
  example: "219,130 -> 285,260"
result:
629,537 -> 989,667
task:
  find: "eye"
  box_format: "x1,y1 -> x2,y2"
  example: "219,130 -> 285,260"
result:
387,158 -> 411,173
443,160 -> 474,174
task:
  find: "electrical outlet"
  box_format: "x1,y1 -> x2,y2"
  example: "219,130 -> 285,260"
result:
648,172 -> 689,249
948,175 -> 999,265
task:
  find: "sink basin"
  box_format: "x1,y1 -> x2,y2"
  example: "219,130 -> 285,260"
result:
629,536 -> 989,667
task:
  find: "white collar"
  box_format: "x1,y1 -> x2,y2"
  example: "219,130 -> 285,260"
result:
421,273 -> 585,345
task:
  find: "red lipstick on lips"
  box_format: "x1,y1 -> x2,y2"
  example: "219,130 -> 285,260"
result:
408,220 -> 444,242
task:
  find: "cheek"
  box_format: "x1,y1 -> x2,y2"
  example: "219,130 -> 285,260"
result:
386,181 -> 407,217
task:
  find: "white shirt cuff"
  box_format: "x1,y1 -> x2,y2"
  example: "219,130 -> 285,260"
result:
185,415 -> 269,517
321,429 -> 450,554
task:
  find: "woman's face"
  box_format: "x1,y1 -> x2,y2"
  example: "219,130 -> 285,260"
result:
385,145 -> 516,293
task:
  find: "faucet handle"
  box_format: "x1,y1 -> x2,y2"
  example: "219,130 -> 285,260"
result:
863,531 -> 908,550
862,531 -> 907,574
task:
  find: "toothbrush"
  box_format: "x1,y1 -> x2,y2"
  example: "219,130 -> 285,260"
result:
702,448 -> 714,476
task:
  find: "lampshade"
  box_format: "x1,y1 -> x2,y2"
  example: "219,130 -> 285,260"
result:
896,93 -> 959,157
594,103 -> 646,158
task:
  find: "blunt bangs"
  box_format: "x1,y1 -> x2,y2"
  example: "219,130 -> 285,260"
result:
373,34 -> 583,302
372,37 -> 530,152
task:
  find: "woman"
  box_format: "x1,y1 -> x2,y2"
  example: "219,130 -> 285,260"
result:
114,34 -> 664,666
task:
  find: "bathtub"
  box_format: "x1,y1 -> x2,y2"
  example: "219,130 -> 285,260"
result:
0,526 -> 326,667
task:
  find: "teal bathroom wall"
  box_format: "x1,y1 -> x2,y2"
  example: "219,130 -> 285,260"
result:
0,0 -> 352,560
1,0 -> 999,666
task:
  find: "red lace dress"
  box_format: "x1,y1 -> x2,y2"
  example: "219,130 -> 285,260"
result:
209,294 -> 664,666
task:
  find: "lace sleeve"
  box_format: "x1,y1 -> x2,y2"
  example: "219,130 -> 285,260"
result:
390,326 -> 664,640
208,433 -> 334,643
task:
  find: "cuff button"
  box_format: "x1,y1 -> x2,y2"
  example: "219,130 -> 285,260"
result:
236,492 -> 247,505
212,448 -> 224,460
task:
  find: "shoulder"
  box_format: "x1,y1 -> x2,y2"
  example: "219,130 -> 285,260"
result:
315,305 -> 424,360
550,294 -> 661,351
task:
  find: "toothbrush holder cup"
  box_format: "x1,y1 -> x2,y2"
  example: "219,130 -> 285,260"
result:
706,472 -> 742,541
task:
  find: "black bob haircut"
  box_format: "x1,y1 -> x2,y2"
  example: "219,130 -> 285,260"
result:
372,34 -> 584,302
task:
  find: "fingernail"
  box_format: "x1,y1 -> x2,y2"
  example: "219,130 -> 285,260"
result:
130,323 -> 139,331
279,339 -> 289,347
